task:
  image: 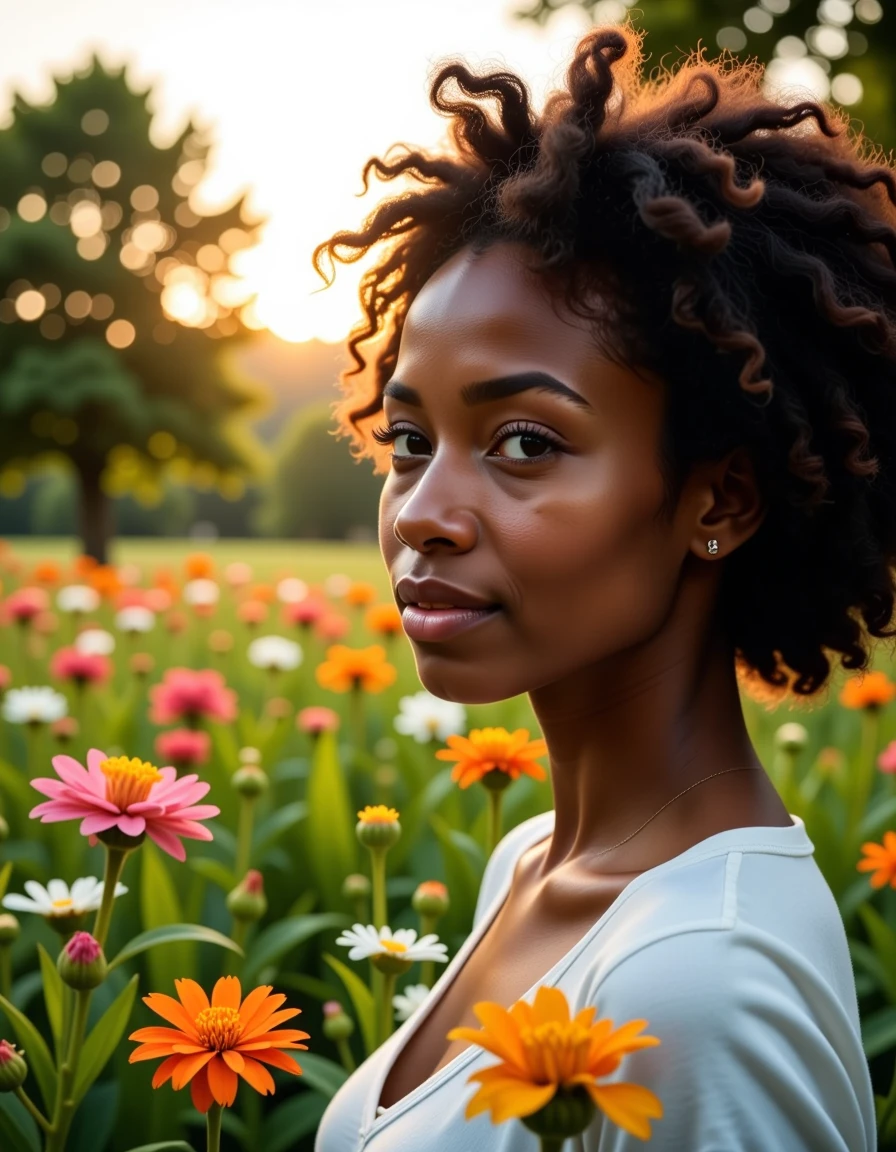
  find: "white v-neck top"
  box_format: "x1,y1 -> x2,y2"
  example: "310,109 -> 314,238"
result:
314,810 -> 876,1151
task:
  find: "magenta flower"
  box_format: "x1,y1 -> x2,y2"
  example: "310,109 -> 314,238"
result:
154,728 -> 211,769
2,586 -> 49,625
30,749 -> 220,862
149,668 -> 238,726
50,646 -> 112,687
879,741 -> 896,774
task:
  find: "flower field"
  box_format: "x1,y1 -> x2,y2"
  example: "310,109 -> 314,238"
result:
2,537 -> 896,1149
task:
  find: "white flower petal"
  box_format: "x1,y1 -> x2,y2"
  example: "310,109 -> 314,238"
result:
1,894 -> 40,912
23,880 -> 52,906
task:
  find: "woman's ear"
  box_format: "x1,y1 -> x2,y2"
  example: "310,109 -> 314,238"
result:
688,447 -> 767,560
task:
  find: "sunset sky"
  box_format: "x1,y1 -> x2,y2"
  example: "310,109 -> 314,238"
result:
0,0 -> 606,344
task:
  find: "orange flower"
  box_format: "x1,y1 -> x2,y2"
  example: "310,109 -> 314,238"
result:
857,832 -> 896,889
839,671 -> 896,710
128,975 -> 309,1113
315,644 -> 397,693
357,804 -> 400,824
248,583 -> 276,603
447,985 -> 663,1139
436,727 -> 548,790
32,560 -> 62,584
73,554 -> 99,578
88,565 -> 123,599
345,580 -> 377,607
364,603 -> 403,636
185,552 -> 215,579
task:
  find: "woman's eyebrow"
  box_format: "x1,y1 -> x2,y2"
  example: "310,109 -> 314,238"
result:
382,371 -> 593,412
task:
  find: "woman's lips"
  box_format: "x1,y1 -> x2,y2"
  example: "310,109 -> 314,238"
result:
400,603 -> 501,642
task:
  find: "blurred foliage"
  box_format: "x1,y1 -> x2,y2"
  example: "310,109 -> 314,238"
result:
516,0 -> 894,152
0,56 -> 272,561
257,402 -> 383,541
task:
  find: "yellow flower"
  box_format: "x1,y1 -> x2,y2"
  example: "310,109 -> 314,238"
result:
357,804 -> 400,824
857,832 -> 896,889
839,671 -> 896,710
315,645 -> 397,694
447,986 -> 663,1140
435,727 -> 548,790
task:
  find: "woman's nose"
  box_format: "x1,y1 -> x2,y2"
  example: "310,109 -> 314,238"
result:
391,467 -> 479,554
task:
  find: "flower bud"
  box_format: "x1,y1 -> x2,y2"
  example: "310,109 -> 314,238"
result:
775,723 -> 808,753
411,880 -> 450,919
480,767 -> 513,793
0,1039 -> 27,1092
50,716 -> 79,744
232,764 -> 269,799
57,931 -> 107,990
226,870 -> 268,922
342,873 -> 371,900
238,746 -> 262,765
521,1085 -> 596,1140
322,1000 -> 355,1042
355,806 -> 401,850
0,913 -> 20,944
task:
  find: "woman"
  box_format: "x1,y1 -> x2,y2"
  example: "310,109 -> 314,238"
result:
313,20 -> 886,1150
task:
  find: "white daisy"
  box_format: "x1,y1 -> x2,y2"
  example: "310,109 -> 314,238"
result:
393,691 -> 467,744
393,983 -> 431,1023
334,923 -> 449,964
183,578 -> 220,607
1,686 -> 68,724
276,577 -> 308,604
115,606 -> 156,634
74,627 -> 115,656
247,635 -> 302,671
2,877 -> 128,920
56,585 -> 100,615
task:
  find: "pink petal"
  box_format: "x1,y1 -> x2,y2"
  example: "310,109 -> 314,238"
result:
156,818 -> 215,840
80,812 -> 123,835
51,755 -> 94,791
30,801 -> 96,821
127,801 -> 165,816
145,824 -> 187,862
31,778 -> 74,799
117,814 -> 146,836
88,834 -> 98,847
157,785 -> 212,812
171,805 -> 220,821
86,748 -> 110,788
157,767 -> 178,784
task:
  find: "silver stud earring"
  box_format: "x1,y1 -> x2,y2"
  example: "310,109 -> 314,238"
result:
707,539 -> 719,555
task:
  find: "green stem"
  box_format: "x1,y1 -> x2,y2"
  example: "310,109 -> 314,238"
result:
419,914 -> 437,989
349,686 -> 365,757
235,798 -> 255,880
91,847 -> 129,949
539,1138 -> 568,1152
377,970 -> 397,1048
221,918 -> 248,978
850,708 -> 881,841
0,944 -> 10,1000
486,790 -> 504,859
45,989 -> 91,1152
337,1037 -> 356,1073
14,1085 -> 51,1134
25,721 -> 43,780
369,848 -> 387,931
206,1101 -> 223,1152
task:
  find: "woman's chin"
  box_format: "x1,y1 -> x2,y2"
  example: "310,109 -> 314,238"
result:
415,666 -> 525,706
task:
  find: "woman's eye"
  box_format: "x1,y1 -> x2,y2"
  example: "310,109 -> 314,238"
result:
493,432 -> 555,460
392,431 -> 431,457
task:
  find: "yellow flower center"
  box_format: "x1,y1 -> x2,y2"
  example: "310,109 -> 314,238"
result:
50,898 -> 74,910
100,756 -> 164,809
380,939 -> 408,954
195,1006 -> 243,1051
357,804 -> 400,824
519,1020 -> 593,1084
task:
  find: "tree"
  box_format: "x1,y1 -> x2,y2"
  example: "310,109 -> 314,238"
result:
515,0 -> 893,152
0,56 -> 270,560
258,402 -> 383,540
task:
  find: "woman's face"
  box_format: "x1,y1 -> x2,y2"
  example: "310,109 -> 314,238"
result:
379,241 -> 694,705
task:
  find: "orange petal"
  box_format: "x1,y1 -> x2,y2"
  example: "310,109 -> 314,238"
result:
468,1079 -> 556,1124
237,985 -> 273,1028
238,1029 -> 310,1048
587,1080 -> 664,1139
242,992 -> 286,1035
241,1006 -> 302,1039
572,1005 -> 597,1030
129,1043 -> 178,1063
248,1047 -> 304,1075
142,992 -> 200,1037
237,1054 -> 276,1095
151,1054 -> 184,1088
171,1050 -> 215,1090
174,979 -> 210,1020
190,1064 -> 214,1114
211,975 -> 242,1011
222,1049 -> 245,1074
207,1054 -> 239,1107
531,986 -> 569,1026
129,1026 -> 192,1045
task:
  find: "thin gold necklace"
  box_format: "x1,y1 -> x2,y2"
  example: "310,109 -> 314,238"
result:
590,765 -> 766,859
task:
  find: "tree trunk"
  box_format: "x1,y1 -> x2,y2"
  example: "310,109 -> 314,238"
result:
76,458 -> 113,563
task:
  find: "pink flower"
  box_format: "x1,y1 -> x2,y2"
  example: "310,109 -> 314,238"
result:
315,613 -> 350,641
50,646 -> 112,686
297,706 -> 340,735
879,741 -> 896,774
0,665 -> 11,694
2,587 -> 49,624
65,931 -> 102,964
283,598 -> 327,628
149,668 -> 238,726
30,748 -> 220,862
155,728 -> 211,768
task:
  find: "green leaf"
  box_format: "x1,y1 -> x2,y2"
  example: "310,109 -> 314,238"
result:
858,904 -> 896,1003
139,841 -> 196,991
859,795 -> 896,842
305,729 -> 358,911
430,811 -> 482,922
322,951 -> 376,1058
0,861 -> 12,901
0,992 -> 56,1111
275,971 -> 344,1004
862,1004 -> 896,1060
293,1050 -> 348,1098
73,973 -> 139,1105
36,942 -> 63,1057
0,1093 -> 40,1152
261,1092 -> 327,1152
187,856 -> 237,893
252,801 -> 308,857
108,924 -> 243,972
243,912 -> 349,985
0,760 -> 37,817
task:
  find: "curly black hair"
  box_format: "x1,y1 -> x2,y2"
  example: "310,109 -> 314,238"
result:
312,21 -> 896,705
